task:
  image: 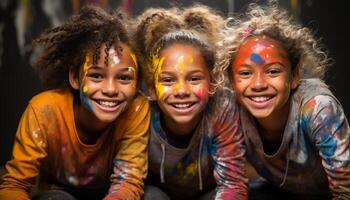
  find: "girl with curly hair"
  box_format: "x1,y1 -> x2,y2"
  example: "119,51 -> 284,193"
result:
133,5 -> 247,200
0,6 -> 150,200
220,2 -> 350,199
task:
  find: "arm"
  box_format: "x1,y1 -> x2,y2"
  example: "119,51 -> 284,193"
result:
104,97 -> 150,200
305,96 -> 350,199
0,104 -> 47,200
212,100 -> 248,200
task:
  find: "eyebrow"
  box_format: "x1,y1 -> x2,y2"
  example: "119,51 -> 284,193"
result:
160,69 -> 204,74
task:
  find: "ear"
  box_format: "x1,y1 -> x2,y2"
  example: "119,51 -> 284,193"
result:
69,69 -> 80,90
291,67 -> 300,89
148,87 -> 158,101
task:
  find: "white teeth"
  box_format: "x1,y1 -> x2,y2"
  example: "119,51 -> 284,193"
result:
98,100 -> 118,107
251,96 -> 270,102
173,103 -> 191,108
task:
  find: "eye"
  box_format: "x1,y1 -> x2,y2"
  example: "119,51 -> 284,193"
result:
237,70 -> 252,78
118,75 -> 134,84
87,73 -> 103,81
189,76 -> 202,84
159,77 -> 175,85
267,67 -> 282,77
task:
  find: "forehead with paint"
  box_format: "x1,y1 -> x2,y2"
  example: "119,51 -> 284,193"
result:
233,35 -> 291,69
81,43 -> 138,79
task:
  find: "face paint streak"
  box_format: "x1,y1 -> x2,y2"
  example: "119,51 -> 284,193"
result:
127,66 -> 137,88
188,56 -> 193,64
81,55 -> 93,112
250,53 -> 265,65
81,84 -> 93,112
151,53 -> 165,99
112,54 -> 120,65
130,53 -> 138,88
195,87 -> 206,99
174,79 -> 185,93
176,56 -> 186,76
130,53 -> 138,69
157,85 -> 171,101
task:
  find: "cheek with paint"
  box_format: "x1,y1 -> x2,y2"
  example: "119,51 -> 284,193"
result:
127,66 -> 137,88
81,55 -> 93,112
130,53 -> 138,87
194,87 -> 207,100
156,84 -> 172,100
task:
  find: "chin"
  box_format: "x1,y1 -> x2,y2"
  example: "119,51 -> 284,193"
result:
96,109 -> 125,123
248,108 -> 273,119
171,115 -> 198,125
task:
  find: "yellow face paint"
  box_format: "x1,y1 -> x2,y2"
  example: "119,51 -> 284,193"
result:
130,52 -> 138,69
151,52 -> 166,99
81,54 -> 93,111
130,52 -> 138,88
175,56 -> 185,76
83,54 -> 91,78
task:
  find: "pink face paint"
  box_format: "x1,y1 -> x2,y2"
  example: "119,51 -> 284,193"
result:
195,87 -> 207,99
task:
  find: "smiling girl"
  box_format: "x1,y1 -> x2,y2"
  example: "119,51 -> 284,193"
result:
134,5 -> 247,200
0,6 -> 149,200
219,2 -> 350,200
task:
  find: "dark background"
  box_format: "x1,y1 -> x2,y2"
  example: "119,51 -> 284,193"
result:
0,0 -> 347,166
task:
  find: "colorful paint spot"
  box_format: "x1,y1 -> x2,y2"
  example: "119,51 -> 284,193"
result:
250,53 -> 265,65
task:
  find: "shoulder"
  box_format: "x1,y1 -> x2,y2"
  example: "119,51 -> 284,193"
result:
29,89 -> 73,110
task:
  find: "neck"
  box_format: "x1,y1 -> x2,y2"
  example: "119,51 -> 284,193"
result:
161,113 -> 201,148
74,101 -> 111,145
256,99 -> 291,154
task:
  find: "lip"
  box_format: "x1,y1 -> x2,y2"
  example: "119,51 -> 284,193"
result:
167,102 -> 197,114
92,99 -> 124,112
245,95 -> 274,109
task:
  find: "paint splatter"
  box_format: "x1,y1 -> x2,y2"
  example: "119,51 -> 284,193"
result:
250,53 -> 265,65
81,55 -> 93,112
32,130 -> 40,138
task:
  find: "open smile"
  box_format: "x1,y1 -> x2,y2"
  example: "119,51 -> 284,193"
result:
168,102 -> 197,113
93,99 -> 124,112
246,96 -> 274,108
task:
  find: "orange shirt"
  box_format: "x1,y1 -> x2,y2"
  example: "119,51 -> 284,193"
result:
0,90 -> 150,200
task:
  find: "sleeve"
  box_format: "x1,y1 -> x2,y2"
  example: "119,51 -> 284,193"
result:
0,104 -> 47,200
104,97 -> 150,200
305,95 -> 350,199
211,99 -> 248,200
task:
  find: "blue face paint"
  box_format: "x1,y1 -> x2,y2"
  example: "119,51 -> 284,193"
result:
250,53 -> 265,65
80,85 -> 93,112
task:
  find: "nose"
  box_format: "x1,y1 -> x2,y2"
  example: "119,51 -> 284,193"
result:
251,72 -> 268,92
102,79 -> 118,96
174,80 -> 190,98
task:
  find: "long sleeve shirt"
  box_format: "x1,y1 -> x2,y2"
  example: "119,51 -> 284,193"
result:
242,79 -> 350,199
0,89 -> 150,200
147,88 -> 248,200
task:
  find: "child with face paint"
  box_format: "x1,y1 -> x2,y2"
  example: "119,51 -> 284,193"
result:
134,5 -> 247,200
0,6 -> 150,200
219,2 -> 350,199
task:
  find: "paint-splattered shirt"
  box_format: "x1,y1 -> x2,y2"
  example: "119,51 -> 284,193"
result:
147,88 -> 247,200
0,90 -> 150,200
241,79 -> 350,199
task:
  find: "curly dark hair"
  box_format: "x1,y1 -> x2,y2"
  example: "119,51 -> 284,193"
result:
32,6 -> 132,90
132,5 -> 225,92
219,2 -> 331,82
